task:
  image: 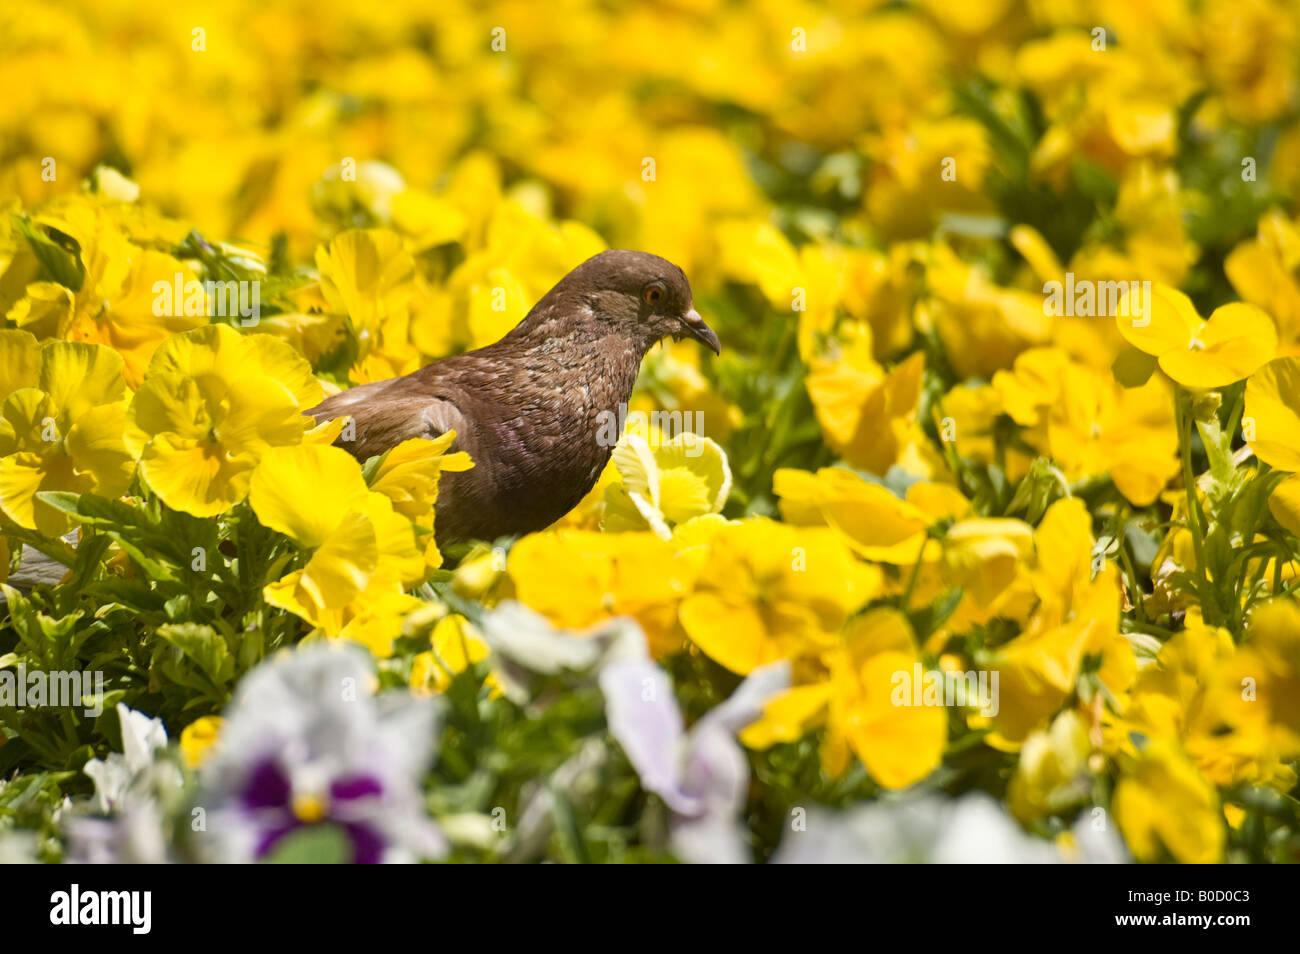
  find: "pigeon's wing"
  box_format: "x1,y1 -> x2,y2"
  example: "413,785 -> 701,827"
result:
309,380 -> 470,462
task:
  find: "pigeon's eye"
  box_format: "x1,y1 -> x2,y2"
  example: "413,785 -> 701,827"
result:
643,282 -> 665,305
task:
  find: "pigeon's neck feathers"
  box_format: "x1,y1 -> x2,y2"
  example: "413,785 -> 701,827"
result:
490,295 -> 645,408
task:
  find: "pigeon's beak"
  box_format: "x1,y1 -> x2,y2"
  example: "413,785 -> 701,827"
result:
679,308 -> 721,355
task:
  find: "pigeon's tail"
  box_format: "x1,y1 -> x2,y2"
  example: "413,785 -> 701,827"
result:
2,542 -> 73,601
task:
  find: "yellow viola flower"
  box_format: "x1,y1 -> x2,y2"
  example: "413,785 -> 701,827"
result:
1225,209 -> 1300,344
742,608 -> 946,789
678,518 -> 881,675
249,444 -> 425,640
602,432 -> 731,539
936,382 -> 1033,482
1224,600 -> 1300,755
1109,607 -> 1292,791
1046,362 -> 1178,506
6,281 -> 74,340
331,572 -> 428,658
1244,357 -> 1300,533
27,199 -> 205,387
1008,709 -> 1092,823
984,499 -> 1133,747
774,465 -> 941,564
942,518 -> 1035,610
1200,0 -> 1298,124
125,324 -> 323,517
863,116 -> 993,239
0,332 -> 134,536
824,610 -> 947,787
922,244 -> 1051,380
1113,741 -> 1225,864
804,323 -> 926,475
410,613 -> 497,696
1244,356 -> 1300,471
180,716 -> 223,769
991,347 -> 1071,428
1117,284 -> 1277,387
366,434 -> 473,567
316,229 -> 416,324
507,529 -> 695,659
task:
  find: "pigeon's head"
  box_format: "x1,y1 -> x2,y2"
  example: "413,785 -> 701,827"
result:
556,249 -> 720,356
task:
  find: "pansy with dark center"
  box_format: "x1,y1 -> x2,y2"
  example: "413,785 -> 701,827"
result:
238,757 -> 392,864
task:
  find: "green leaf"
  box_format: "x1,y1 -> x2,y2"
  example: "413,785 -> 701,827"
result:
263,824 -> 352,864
13,216 -> 85,292
154,622 -> 235,694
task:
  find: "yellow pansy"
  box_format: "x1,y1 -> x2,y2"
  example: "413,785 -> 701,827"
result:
1117,284 -> 1277,387
1244,356 -> 1300,472
126,324 -> 323,517
1109,607 -> 1292,791
1008,710 -> 1092,823
180,716 -> 223,769
1226,209 -> 1300,344
1045,362 -> 1178,506
410,613 -> 497,696
602,432 -> 731,538
316,228 -> 420,380
316,228 -> 416,335
249,444 -> 425,642
1113,741 -> 1225,864
678,518 -> 881,675
984,499 -> 1133,747
923,244 -> 1052,380
507,529 -> 696,658
863,117 -> 993,239
775,466 -> 976,573
936,382 -> 1033,481
1226,600 -> 1300,755
0,331 -> 133,536
804,322 -> 926,476
331,573 -> 428,658
714,220 -> 802,307
366,434 -> 473,567
743,609 -> 946,788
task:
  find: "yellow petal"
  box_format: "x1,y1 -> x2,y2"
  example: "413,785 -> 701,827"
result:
65,403 -> 134,497
1114,742 -> 1224,863
1117,283 -> 1200,357
0,329 -> 42,394
298,509 -> 380,610
1268,473 -> 1300,536
1158,302 -> 1276,387
140,434 -> 253,517
39,341 -> 126,422
839,649 -> 946,789
180,716 -> 223,769
234,333 -> 324,410
248,444 -> 371,547
740,683 -> 834,749
1245,357 -> 1300,471
679,592 -> 774,675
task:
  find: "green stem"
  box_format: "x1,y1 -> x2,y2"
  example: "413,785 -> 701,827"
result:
1176,392 -> 1218,625
1116,528 -> 1147,624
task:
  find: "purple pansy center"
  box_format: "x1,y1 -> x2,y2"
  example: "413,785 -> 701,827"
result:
240,757 -> 387,863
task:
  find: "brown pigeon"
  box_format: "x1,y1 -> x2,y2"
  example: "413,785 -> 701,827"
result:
308,249 -> 720,546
